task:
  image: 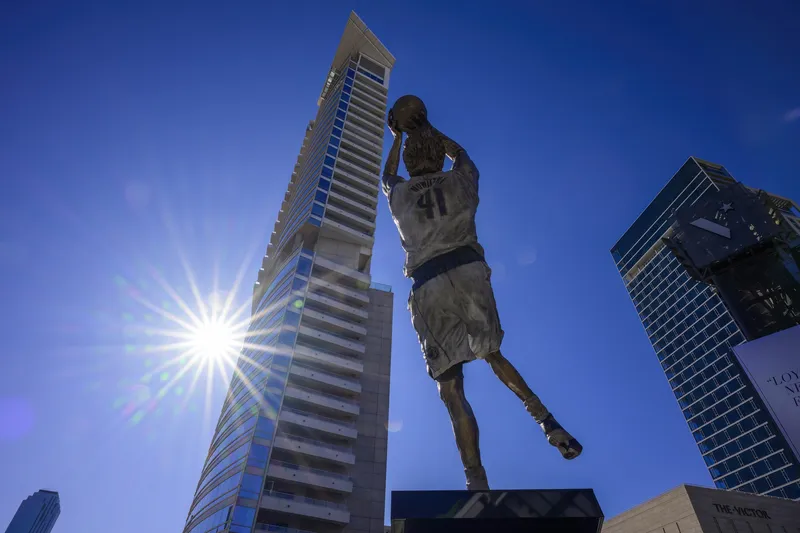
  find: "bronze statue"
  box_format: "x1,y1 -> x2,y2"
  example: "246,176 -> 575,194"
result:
381,95 -> 582,490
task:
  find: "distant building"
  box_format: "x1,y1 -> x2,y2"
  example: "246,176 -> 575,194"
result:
4,490 -> 60,533
611,157 -> 800,498
603,484 -> 800,532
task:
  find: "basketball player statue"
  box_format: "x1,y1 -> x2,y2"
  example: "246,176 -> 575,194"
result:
382,95 -> 583,490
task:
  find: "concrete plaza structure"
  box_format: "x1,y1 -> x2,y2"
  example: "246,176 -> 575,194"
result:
603,484 -> 800,533
182,12 -> 395,533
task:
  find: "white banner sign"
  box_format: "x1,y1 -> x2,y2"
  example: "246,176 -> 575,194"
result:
733,325 -> 800,461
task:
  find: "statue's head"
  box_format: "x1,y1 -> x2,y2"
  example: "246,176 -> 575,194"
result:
389,95 -> 446,177
403,129 -> 446,177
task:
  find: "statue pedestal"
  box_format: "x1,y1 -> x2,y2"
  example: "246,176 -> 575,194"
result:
390,489 -> 603,533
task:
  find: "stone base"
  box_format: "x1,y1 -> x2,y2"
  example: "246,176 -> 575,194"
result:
390,489 -> 604,533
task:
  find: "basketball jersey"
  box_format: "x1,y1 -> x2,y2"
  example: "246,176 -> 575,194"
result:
383,153 -> 485,276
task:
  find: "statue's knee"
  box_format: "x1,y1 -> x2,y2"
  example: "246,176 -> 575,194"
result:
437,380 -> 457,404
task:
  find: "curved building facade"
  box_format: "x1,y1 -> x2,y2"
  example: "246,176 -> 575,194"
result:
182,12 -> 394,533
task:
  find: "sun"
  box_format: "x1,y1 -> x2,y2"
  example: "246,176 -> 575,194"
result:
188,318 -> 239,363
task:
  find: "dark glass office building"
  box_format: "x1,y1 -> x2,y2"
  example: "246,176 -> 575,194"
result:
612,157 -> 800,499
4,490 -> 60,533
181,12 -> 395,533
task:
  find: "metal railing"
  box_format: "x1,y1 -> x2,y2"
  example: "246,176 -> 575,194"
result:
290,362 -> 361,390
281,405 -> 357,428
269,459 -> 353,481
286,383 -> 359,407
265,490 -> 348,511
369,281 -> 392,292
275,432 -> 354,454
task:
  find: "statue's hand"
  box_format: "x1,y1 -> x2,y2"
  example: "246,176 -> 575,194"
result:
387,110 -> 402,139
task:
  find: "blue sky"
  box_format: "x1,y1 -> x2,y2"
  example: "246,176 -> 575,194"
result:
1,0 -> 799,531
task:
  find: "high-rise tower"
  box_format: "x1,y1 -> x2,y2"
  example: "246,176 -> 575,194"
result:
4,490 -> 60,533
612,157 -> 800,499
182,12 -> 395,533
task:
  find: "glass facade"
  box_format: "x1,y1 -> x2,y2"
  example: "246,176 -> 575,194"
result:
182,12 -> 394,533
5,490 -> 61,533
612,157 -> 800,500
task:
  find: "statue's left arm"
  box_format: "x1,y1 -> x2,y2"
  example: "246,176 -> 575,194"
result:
434,128 -> 479,184
382,125 -> 405,201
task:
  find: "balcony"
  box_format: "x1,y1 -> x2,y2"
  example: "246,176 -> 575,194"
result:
344,112 -> 383,140
301,307 -> 367,338
260,491 -> 349,524
267,460 -> 353,493
284,384 -> 360,415
352,78 -> 387,104
305,291 -> 368,321
321,218 -> 374,247
343,120 -> 383,147
338,145 -> 381,176
348,93 -> 384,122
297,325 -> 365,357
279,405 -> 358,438
273,433 -> 355,464
312,255 -> 370,288
293,343 -> 363,374
335,154 -> 379,184
325,204 -> 375,235
329,180 -> 377,211
308,275 -> 369,307
289,361 -> 362,393
332,167 -> 376,196
327,191 -> 376,223
355,70 -> 387,94
339,139 -> 382,169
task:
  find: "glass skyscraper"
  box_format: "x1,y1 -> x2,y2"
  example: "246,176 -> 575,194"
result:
4,490 -> 60,533
182,12 -> 395,533
612,157 -> 800,499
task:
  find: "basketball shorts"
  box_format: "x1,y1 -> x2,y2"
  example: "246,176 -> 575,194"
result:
408,261 -> 505,381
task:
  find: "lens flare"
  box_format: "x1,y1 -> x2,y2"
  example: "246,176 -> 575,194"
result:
187,318 -> 238,364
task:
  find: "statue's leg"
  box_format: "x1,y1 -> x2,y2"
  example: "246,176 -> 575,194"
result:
437,364 -> 489,490
485,350 -> 583,460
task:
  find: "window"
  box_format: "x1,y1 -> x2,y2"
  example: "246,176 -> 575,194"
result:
240,473 -> 263,500
230,505 -> 256,533
297,256 -> 312,277
247,444 -> 269,469
283,310 -> 301,328
254,417 -> 275,441
359,55 -> 385,78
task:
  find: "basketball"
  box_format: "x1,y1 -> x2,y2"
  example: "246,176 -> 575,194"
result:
389,95 -> 429,133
